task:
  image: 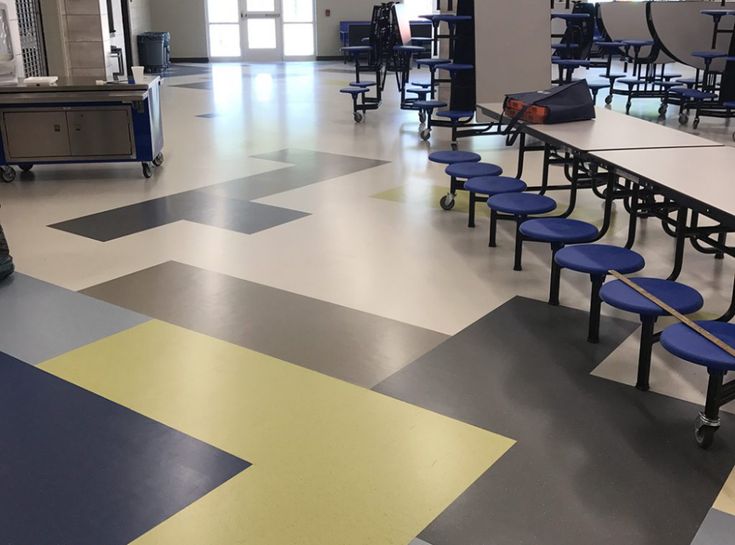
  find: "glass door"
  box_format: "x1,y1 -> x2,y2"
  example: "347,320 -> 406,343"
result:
240,0 -> 283,62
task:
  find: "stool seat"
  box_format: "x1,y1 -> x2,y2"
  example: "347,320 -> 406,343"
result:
411,82 -> 435,88
551,12 -> 590,20
519,218 -> 599,244
600,278 -> 704,317
416,58 -> 450,67
394,45 -> 425,53
660,73 -> 682,80
676,77 -> 698,85
487,193 -> 557,215
655,81 -> 681,88
671,87 -> 718,100
341,46 -> 372,53
701,10 -> 735,17
446,162 -> 503,179
436,110 -> 475,120
551,43 -> 580,50
553,59 -> 593,67
414,100 -> 447,109
406,88 -> 430,95
724,101 -> 735,108
436,63 -> 474,72
596,41 -> 625,48
349,81 -> 376,88
555,244 -> 645,276
587,81 -> 609,90
661,321 -> 735,372
623,39 -> 654,47
429,150 -> 481,164
433,14 -> 473,23
601,73 -> 627,80
692,50 -> 729,60
340,87 -> 368,95
464,176 -> 527,195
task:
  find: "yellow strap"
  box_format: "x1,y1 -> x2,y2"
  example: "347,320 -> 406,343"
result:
609,270 -> 735,359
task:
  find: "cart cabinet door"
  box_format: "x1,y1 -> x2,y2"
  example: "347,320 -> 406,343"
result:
67,109 -> 134,157
2,111 -> 71,159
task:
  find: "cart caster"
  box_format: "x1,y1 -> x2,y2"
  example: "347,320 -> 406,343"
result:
19,163 -> 33,173
419,111 -> 427,124
1,166 -> 16,183
420,128 -> 431,141
451,142 -> 459,151
693,118 -> 700,129
658,104 -> 667,117
732,131 -> 735,142
695,413 -> 719,450
152,153 -> 164,167
142,162 -> 153,179
439,194 -> 455,211
353,112 -> 364,123
625,101 -> 632,115
604,94 -> 613,105
679,113 -> 689,125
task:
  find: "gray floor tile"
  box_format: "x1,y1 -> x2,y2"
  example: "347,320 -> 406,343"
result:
690,509 -> 735,545
201,149 -> 388,202
0,274 -> 148,364
374,297 -> 735,545
81,261 -> 447,388
50,149 -> 385,241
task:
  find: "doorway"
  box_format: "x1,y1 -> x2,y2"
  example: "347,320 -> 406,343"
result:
207,0 -> 315,61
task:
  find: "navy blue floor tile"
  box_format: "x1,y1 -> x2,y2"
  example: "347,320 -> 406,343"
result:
0,352 -> 250,545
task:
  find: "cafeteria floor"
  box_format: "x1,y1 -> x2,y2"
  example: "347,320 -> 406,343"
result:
1,62 -> 735,545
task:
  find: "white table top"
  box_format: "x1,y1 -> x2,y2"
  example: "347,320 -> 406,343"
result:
477,102 -> 723,152
593,146 -> 735,222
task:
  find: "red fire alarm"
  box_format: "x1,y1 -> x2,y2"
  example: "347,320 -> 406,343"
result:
325,9 -> 331,16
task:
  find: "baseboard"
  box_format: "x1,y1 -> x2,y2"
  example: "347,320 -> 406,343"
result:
171,57 -> 210,63
316,56 -> 343,61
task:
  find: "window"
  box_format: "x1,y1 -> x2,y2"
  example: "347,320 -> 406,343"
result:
207,0 -> 241,57
282,0 -> 314,57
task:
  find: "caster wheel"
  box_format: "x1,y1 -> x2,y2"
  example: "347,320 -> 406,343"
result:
732,131 -> 735,142
142,163 -> 153,179
625,103 -> 632,115
451,142 -> 459,151
693,118 -> 700,129
19,163 -> 33,173
153,153 -> 164,167
1,167 -> 16,183
420,128 -> 431,141
658,105 -> 667,117
419,111 -> 427,124
353,112 -> 364,123
604,95 -> 613,105
695,413 -> 719,450
679,113 -> 689,125
439,195 -> 455,211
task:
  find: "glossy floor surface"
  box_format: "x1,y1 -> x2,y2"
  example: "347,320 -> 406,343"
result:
1,61 -> 734,544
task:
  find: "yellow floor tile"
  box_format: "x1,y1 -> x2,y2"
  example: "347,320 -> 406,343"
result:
41,321 -> 514,545
714,466 -> 735,517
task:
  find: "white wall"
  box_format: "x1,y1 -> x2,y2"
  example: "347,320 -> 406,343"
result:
128,0 -> 153,64
150,0 -> 208,59
315,0 -> 375,58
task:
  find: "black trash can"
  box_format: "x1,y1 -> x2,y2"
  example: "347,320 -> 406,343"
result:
137,32 -> 171,73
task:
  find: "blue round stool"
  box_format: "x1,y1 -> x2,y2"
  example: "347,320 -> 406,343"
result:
441,162 -> 503,211
519,218 -> 600,304
340,87 -> 368,123
428,150 -> 481,165
487,193 -> 557,270
464,176 -> 527,228
554,244 -> 645,343
601,278 -> 704,392
661,321 -> 735,448
414,99 -> 448,141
